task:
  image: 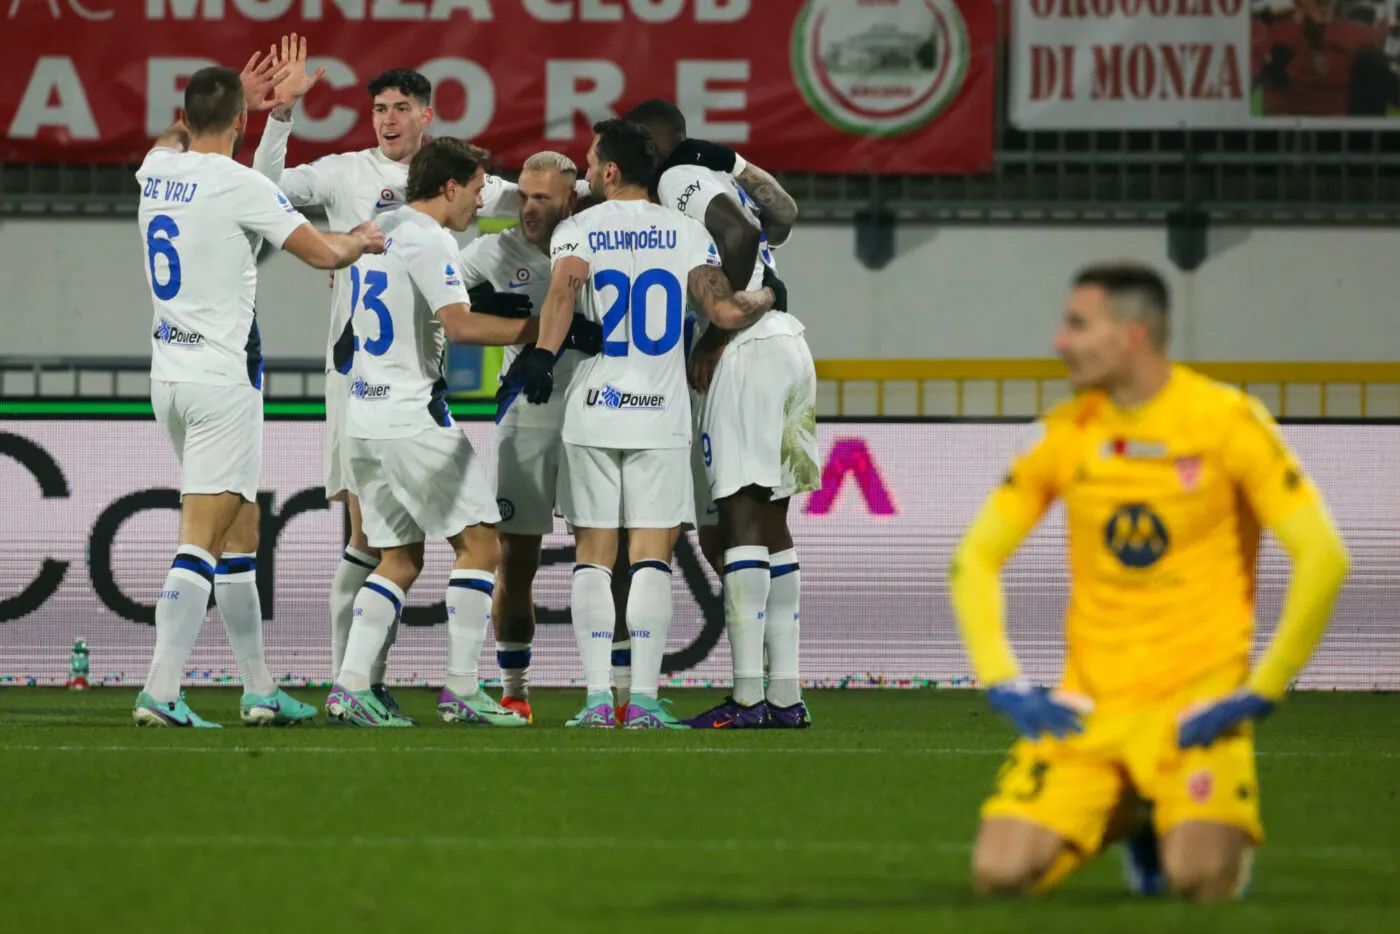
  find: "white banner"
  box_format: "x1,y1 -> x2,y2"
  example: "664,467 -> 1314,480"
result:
2,420 -> 1398,690
1011,0 -> 1400,129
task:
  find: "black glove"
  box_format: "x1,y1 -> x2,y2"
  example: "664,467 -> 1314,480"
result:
562,313 -> 604,356
670,138 -> 739,174
502,345 -> 556,405
762,265 -> 788,313
467,281 -> 533,319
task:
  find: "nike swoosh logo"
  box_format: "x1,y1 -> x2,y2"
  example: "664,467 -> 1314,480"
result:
712,719 -> 733,729
375,200 -> 395,209
508,281 -> 531,289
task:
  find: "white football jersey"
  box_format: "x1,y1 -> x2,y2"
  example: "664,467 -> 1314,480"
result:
343,207 -> 470,440
656,164 -> 804,349
550,199 -> 719,450
255,118 -> 527,373
136,148 -> 308,388
457,226 -> 582,431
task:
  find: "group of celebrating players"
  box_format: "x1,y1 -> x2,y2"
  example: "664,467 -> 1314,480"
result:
129,34 -> 1353,902
132,35 -> 815,734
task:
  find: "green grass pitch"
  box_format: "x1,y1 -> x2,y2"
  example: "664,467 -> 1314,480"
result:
2,689 -> 1397,933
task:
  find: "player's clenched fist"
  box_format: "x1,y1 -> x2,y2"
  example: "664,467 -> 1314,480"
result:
351,220 -> 386,254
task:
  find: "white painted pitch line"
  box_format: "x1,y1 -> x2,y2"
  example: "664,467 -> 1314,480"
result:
0,744 -> 1393,758
0,835 -> 1391,864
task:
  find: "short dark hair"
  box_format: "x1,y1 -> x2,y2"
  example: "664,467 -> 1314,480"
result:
591,118 -> 658,189
368,69 -> 432,107
621,99 -> 686,153
405,138 -> 485,202
183,67 -> 244,135
1073,261 -> 1171,348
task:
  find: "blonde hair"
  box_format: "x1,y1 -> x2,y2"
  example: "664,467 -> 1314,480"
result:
521,150 -> 578,178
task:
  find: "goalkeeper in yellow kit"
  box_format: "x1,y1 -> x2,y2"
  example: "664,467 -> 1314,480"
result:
948,262 -> 1349,901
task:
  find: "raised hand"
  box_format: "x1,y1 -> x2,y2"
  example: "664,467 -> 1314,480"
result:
270,33 -> 326,118
241,46 -> 292,113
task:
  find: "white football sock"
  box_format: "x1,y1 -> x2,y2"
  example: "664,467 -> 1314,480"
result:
371,616 -> 399,687
765,548 -> 802,708
571,564 -> 615,697
214,552 -> 275,696
143,545 -> 216,703
611,639 -> 632,709
496,641 -> 532,699
627,561 -> 674,700
446,569 -> 494,697
723,546 -> 770,706
331,547 -> 376,681
339,575 -> 403,693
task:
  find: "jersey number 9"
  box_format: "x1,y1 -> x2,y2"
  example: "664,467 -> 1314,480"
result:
595,268 -> 683,358
145,215 -> 182,301
349,266 -> 394,356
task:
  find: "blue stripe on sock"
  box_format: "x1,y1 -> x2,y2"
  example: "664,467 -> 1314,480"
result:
770,562 -> 800,578
450,577 -> 495,597
217,556 -> 256,576
343,550 -> 376,571
629,559 -> 672,576
363,580 -> 402,615
611,648 -> 632,667
497,648 -> 532,669
723,559 -> 770,574
171,554 -> 214,583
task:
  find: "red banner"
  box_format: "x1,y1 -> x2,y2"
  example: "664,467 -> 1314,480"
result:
0,0 -> 993,174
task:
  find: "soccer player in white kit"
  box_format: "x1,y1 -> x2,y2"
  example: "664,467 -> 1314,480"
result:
508,119 -> 784,729
253,43 -> 583,717
324,139 -> 601,727
455,152 -> 582,725
133,63 -> 386,728
624,101 -> 817,730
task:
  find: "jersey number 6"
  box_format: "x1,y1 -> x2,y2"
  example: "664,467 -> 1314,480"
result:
595,268 -> 683,358
145,215 -> 182,301
349,266 -> 393,356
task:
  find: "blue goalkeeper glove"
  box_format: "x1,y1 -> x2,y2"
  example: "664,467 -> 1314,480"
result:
986,678 -> 1085,741
1177,690 -> 1275,749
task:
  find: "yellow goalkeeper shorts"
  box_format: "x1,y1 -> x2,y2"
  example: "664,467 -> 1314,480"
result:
979,669 -> 1264,855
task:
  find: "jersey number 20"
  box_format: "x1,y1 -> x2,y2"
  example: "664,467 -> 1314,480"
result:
349,266 -> 393,356
595,269 -> 682,358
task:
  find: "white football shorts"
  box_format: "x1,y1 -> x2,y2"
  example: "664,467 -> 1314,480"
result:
152,379 -> 262,503
697,332 -> 820,502
348,427 -> 500,549
323,369 -> 353,502
495,425 -> 566,537
561,444 -> 694,530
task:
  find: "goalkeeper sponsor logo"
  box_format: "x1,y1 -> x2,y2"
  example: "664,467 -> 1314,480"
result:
792,0 -> 972,137
585,384 -> 666,411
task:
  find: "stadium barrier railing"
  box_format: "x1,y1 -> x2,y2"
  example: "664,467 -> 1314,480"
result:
4,357 -> 1399,419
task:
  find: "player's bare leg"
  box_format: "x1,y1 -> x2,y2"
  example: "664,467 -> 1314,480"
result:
438,524 -> 525,727
135,491 -> 244,727
697,524 -> 724,577
1160,821 -> 1253,902
216,503 -> 316,726
972,817 -> 1079,895
494,531 -> 542,723
611,529 -> 632,718
326,542 -> 420,727
683,486 -> 775,729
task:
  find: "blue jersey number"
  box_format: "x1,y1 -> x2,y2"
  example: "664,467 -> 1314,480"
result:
595,268 -> 683,358
145,215 -> 182,301
349,266 -> 393,356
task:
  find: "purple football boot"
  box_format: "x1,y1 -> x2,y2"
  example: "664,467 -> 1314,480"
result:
681,696 -> 769,730
765,700 -> 813,729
